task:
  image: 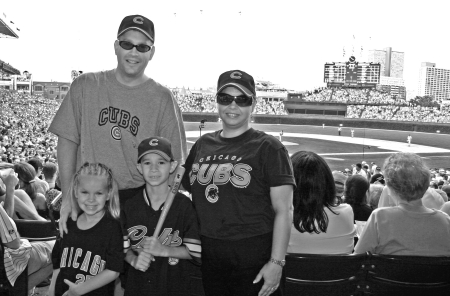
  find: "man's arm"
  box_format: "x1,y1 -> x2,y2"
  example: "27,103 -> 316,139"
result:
57,136 -> 79,235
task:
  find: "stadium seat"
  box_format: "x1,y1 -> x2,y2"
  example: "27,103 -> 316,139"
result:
13,219 -> 58,242
285,253 -> 367,296
364,253 -> 450,296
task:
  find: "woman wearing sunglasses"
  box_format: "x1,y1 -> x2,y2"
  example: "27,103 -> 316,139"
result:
182,70 -> 295,296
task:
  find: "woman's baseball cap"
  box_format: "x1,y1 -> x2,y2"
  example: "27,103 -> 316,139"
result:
216,70 -> 256,98
118,15 -> 155,43
137,137 -> 173,163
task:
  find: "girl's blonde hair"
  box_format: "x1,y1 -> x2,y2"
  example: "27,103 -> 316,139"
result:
68,162 -> 120,219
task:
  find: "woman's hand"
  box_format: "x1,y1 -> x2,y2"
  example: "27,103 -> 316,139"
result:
253,262 -> 282,296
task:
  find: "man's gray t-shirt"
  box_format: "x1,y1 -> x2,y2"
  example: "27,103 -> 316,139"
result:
49,69 -> 186,190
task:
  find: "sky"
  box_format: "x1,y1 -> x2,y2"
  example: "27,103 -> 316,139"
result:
1,0 -> 449,94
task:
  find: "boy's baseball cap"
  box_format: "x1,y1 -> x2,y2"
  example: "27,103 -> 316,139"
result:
137,137 -> 173,163
118,15 -> 155,43
216,70 -> 256,98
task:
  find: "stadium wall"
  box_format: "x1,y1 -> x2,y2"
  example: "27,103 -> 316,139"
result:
182,113 -> 450,134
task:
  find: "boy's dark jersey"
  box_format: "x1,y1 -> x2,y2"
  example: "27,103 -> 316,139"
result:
52,213 -> 124,296
122,190 -> 201,296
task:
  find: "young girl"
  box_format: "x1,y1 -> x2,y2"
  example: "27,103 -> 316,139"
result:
49,163 -> 123,296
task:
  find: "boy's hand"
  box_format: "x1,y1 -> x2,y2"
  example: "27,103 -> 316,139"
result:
141,236 -> 167,257
132,248 -> 154,272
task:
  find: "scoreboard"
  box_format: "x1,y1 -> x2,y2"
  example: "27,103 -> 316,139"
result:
324,56 -> 381,88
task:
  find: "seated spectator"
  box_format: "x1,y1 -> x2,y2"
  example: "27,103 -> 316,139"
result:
368,184 -> 384,209
45,188 -> 61,221
0,168 -> 46,221
441,184 -> 450,200
374,166 -> 382,175
343,168 -> 352,177
288,151 -> 356,254
42,162 -> 59,190
345,175 -> 373,222
435,188 -> 448,203
362,164 -> 371,181
354,152 -> 450,256
440,201 -> 450,216
27,158 -> 49,194
354,163 -> 368,179
14,162 -> 48,218
370,173 -> 385,185
332,171 -> 347,204
0,171 -> 55,292
378,186 -> 445,210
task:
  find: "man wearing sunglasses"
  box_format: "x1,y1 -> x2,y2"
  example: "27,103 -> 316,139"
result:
49,15 -> 186,236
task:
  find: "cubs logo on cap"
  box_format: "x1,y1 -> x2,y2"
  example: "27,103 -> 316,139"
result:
216,70 -> 256,98
137,136 -> 173,162
118,14 -> 155,42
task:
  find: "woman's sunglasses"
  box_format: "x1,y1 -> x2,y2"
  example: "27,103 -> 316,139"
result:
118,40 -> 152,53
216,93 -> 253,107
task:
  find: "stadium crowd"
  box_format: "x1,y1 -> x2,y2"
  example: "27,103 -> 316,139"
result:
0,89 -> 59,164
347,104 -> 450,123
297,87 -> 450,123
172,90 -> 289,115
302,87 -> 408,105
1,86 -> 450,295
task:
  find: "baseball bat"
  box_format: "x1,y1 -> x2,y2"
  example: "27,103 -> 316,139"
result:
152,165 -> 186,237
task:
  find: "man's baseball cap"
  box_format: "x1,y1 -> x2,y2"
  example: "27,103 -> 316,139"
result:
118,15 -> 155,43
216,70 -> 256,98
137,137 -> 173,163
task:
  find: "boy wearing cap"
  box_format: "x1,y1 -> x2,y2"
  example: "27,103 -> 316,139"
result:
50,15 -> 187,236
122,137 -> 201,296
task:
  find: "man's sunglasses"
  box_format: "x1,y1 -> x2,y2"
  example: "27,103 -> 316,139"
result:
216,93 -> 253,107
118,40 -> 152,53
